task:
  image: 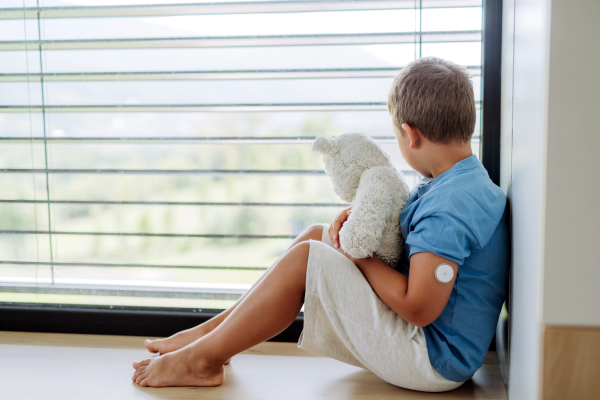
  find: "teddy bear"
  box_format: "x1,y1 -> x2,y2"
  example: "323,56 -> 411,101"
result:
312,132 -> 411,268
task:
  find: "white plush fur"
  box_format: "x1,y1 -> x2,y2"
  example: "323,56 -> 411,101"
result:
312,132 -> 411,268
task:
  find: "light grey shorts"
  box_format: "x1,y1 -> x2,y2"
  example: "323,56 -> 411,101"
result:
297,224 -> 463,392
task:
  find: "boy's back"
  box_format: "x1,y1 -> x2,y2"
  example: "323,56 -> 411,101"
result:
399,155 -> 509,382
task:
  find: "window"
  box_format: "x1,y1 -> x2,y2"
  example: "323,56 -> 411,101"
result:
0,0 -> 499,337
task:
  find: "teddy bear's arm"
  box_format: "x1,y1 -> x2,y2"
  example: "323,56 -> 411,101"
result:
339,166 -> 396,259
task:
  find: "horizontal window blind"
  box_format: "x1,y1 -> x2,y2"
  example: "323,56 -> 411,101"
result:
0,0 -> 483,310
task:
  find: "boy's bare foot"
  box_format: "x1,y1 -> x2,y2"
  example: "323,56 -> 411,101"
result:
145,327 -> 231,364
144,327 -> 206,354
132,347 -> 224,388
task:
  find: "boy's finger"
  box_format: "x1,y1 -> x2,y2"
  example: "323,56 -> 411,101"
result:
332,222 -> 341,247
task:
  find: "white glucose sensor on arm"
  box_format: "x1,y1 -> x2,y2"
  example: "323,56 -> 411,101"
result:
435,263 -> 454,284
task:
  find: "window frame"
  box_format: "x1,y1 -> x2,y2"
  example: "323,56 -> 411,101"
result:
0,0 -> 502,345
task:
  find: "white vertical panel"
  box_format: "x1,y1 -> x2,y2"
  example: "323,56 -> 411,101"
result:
543,0 -> 600,327
503,0 -> 552,398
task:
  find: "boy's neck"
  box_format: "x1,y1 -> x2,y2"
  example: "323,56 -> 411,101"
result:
421,141 -> 474,180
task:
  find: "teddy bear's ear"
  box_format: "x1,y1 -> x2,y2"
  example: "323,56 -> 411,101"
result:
311,135 -> 336,155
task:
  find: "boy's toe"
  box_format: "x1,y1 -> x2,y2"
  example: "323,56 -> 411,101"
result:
144,339 -> 159,353
132,366 -> 146,381
136,372 -> 149,385
133,359 -> 150,369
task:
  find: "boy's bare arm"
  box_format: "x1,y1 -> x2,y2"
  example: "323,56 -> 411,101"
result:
342,250 -> 458,328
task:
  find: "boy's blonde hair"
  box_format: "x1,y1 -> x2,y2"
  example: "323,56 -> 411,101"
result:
387,57 -> 476,144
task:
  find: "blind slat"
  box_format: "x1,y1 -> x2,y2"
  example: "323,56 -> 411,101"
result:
1,0 -> 482,20
0,200 -> 349,207
0,168 -> 325,175
0,102 -> 480,113
0,67 -> 482,82
0,230 -> 298,239
0,281 -> 245,300
0,136 -> 399,143
0,31 -> 482,51
0,260 -> 268,271
0,103 -> 387,112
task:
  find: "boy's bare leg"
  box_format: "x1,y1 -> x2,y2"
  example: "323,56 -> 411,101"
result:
132,240 -> 311,387
144,224 -> 324,357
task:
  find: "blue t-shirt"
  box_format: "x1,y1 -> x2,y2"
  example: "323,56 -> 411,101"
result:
399,155 -> 509,382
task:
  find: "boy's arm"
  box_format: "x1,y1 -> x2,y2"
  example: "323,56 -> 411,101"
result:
342,250 -> 458,328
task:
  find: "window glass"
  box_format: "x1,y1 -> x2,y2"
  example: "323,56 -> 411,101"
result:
0,1 -> 483,310
40,10 -> 420,39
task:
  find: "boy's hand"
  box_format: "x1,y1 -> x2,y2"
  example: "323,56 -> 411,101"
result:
340,246 -> 368,264
329,207 -> 352,249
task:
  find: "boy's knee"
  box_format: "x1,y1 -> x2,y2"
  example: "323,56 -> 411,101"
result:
304,224 -> 323,241
290,241 -> 311,258
283,241 -> 311,277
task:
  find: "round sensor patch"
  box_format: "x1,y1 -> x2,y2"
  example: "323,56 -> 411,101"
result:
435,263 -> 454,284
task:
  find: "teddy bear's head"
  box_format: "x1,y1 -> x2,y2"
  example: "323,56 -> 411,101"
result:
312,132 -> 395,203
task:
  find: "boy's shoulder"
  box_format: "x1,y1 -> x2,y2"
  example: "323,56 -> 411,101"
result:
414,156 -> 504,207
435,159 -> 504,212
410,156 -> 506,248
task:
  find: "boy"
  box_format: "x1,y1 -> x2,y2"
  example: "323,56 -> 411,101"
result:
132,57 -> 509,392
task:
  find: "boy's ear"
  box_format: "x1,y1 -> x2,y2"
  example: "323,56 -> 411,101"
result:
401,123 -> 421,149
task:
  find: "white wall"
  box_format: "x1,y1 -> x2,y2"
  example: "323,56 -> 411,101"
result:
543,0 -> 600,327
501,0 -> 552,399
502,0 -> 600,398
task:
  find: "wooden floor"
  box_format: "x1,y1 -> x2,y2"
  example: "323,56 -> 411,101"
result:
0,332 -> 507,400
